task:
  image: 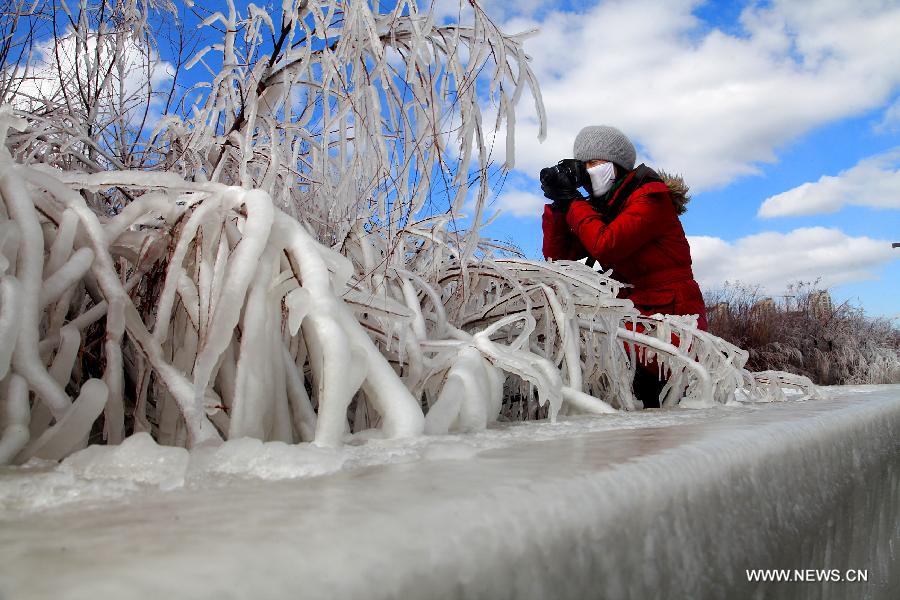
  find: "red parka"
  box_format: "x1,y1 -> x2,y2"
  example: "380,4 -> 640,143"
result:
542,165 -> 708,330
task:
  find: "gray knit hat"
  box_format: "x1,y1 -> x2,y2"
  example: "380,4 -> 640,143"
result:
573,125 -> 636,171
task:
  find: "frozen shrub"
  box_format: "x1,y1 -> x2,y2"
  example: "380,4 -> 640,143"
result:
706,282 -> 900,385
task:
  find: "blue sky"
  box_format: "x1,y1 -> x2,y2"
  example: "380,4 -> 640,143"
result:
438,0 -> 900,317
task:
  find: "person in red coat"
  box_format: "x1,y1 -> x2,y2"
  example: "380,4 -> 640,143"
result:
540,125 -> 707,407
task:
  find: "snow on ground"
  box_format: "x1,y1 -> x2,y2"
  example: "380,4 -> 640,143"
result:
0,385 -> 898,599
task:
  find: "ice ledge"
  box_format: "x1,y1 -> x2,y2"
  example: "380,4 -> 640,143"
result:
1,386 -> 898,600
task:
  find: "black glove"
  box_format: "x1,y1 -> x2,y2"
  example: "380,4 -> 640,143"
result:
540,159 -> 588,212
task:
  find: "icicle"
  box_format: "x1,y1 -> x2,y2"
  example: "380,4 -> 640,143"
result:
229,246 -> 278,439
0,275 -> 21,379
282,344 -> 316,442
154,197 -> 224,346
1,166 -> 72,418
0,374 -> 30,465
16,379 -> 108,463
39,248 -> 94,308
193,189 -> 274,431
102,298 -> 126,444
562,387 -> 617,415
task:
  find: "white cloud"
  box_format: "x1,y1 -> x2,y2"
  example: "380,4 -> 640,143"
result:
429,0 -> 474,23
11,29 -> 172,124
496,0 -> 900,191
429,0 -> 542,23
492,188 -> 546,217
758,150 -> 900,217
689,227 -> 896,292
875,97 -> 900,133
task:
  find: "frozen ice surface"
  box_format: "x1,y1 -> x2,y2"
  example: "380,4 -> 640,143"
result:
62,432 -> 189,489
186,438 -> 346,481
0,385 -> 898,600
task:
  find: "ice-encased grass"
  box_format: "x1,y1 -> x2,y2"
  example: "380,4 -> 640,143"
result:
0,1 -> 818,462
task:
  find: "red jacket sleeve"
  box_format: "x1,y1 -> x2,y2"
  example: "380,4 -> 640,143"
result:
542,204 -> 587,260
565,184 -> 671,266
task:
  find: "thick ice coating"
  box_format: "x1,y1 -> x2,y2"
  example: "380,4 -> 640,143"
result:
1,387 -> 897,600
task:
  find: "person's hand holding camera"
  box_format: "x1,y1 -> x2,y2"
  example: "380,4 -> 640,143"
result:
540,159 -> 588,213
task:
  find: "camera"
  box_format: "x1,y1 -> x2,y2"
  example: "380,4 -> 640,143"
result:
539,158 -> 589,192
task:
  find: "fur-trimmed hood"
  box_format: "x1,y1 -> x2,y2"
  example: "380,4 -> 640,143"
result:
657,170 -> 691,215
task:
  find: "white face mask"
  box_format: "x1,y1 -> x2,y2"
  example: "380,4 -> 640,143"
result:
586,162 -> 616,197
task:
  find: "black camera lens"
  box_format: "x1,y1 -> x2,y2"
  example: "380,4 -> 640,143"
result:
539,167 -> 554,184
